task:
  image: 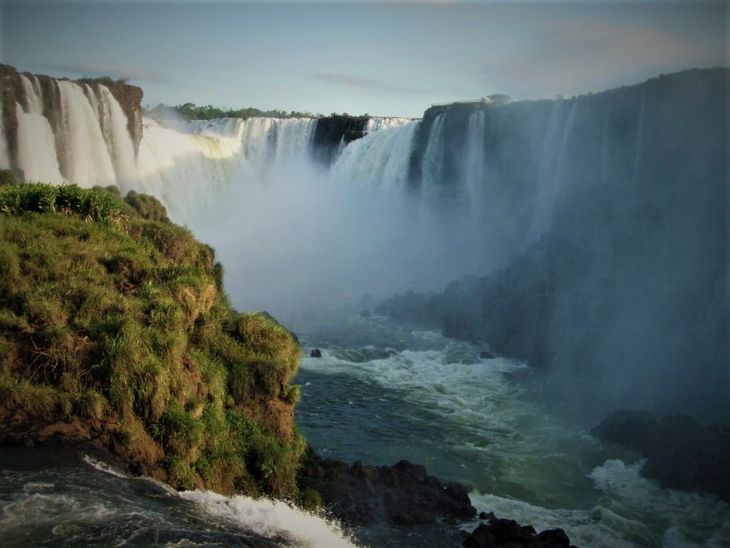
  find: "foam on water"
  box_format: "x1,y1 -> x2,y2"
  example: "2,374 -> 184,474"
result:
298,323 -> 730,547
178,490 -> 356,548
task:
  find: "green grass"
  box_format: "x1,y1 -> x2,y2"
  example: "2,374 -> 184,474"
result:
0,182 -> 305,498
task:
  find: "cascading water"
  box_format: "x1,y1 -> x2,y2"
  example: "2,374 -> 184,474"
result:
525,98 -> 578,243
57,80 -> 117,186
15,75 -> 64,183
95,86 -> 140,191
365,116 -> 413,133
330,120 -> 418,188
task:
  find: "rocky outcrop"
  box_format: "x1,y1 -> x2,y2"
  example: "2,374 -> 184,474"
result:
298,449 -> 476,526
593,411 -> 730,502
312,114 -> 369,164
0,183 -> 304,499
463,517 -> 575,548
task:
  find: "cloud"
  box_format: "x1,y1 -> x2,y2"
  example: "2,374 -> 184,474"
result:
313,73 -> 427,94
41,63 -> 171,84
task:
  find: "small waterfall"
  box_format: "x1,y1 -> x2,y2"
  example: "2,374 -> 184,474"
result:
365,117 -> 413,133
0,100 -> 8,169
330,120 -> 419,187
15,102 -> 64,183
97,86 -> 140,190
15,75 -> 64,183
57,80 -> 117,186
527,99 -> 578,243
421,114 -> 446,198
463,109 -> 487,204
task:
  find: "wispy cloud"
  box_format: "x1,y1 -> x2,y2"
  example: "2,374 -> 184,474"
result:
313,73 -> 427,94
40,63 -> 171,84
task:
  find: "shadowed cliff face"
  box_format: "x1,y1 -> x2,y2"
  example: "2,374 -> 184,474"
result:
379,68 -> 729,422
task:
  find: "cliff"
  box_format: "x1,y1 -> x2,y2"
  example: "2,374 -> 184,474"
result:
379,68 -> 729,420
0,183 -> 305,498
0,64 -> 143,176
312,114 -> 369,165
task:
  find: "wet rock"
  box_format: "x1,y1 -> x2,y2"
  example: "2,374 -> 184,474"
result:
591,410 -> 658,453
298,449 -> 476,526
593,410 -> 730,502
462,518 -> 572,547
479,350 -> 496,359
310,349 -> 322,358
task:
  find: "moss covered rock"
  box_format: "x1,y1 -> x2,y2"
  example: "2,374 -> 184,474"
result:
0,183 -> 305,498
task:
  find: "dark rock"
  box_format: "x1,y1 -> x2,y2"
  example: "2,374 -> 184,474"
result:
593,411 -> 730,503
298,448 -> 476,527
479,350 -> 496,359
591,410 -> 658,453
479,511 -> 496,520
310,349 -> 322,358
462,519 -> 572,547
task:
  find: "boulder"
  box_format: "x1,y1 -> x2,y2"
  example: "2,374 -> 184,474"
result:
310,349 -> 322,358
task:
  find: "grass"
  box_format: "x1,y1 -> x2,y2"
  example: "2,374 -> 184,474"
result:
0,182 -> 305,498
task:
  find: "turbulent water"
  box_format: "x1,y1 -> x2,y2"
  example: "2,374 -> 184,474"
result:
0,448 -> 354,547
293,314 -> 730,548
2,70 -> 727,547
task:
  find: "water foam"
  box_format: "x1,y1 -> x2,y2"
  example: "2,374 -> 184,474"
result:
178,490 -> 356,548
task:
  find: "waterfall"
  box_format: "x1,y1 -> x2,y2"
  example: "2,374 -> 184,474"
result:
365,117 -> 413,133
526,99 -> 578,243
15,75 -> 64,183
0,101 -> 8,169
57,80 -> 117,186
420,114 -> 446,199
330,120 -> 418,188
96,86 -> 140,191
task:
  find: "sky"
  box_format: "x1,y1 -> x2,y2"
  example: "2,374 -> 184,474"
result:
1,1 -> 727,117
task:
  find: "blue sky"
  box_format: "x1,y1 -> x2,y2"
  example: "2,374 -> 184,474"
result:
1,1 -> 726,117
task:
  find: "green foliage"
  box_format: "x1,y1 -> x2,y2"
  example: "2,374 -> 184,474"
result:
146,102 -> 319,121
0,187 -> 306,499
0,183 -> 123,223
124,190 -> 170,222
0,170 -> 17,186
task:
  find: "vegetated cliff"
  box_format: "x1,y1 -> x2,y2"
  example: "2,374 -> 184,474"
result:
379,68 -> 729,420
0,64 -> 143,172
0,182 -> 305,498
312,114 -> 369,165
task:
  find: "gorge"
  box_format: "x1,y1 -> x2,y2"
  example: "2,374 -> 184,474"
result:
0,62 -> 728,547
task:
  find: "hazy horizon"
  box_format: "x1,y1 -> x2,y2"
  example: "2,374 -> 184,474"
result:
1,1 -> 727,117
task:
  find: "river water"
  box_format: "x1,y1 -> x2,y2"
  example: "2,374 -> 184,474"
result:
293,312 -> 730,548
1,312 -> 728,547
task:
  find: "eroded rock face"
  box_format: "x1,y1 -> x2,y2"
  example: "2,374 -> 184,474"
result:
298,449 -> 476,526
593,410 -> 730,502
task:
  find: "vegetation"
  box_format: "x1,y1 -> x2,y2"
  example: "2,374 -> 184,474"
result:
0,182 -> 305,498
146,102 -> 320,121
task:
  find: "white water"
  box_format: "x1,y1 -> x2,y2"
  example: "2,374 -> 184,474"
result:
82,453 -> 355,547
179,491 -> 356,548
0,102 -> 9,169
297,325 -> 730,548
365,116 -> 413,133
57,80 -> 117,186
526,98 -> 578,243
95,86 -> 140,191
331,120 -> 418,188
15,75 -> 64,183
